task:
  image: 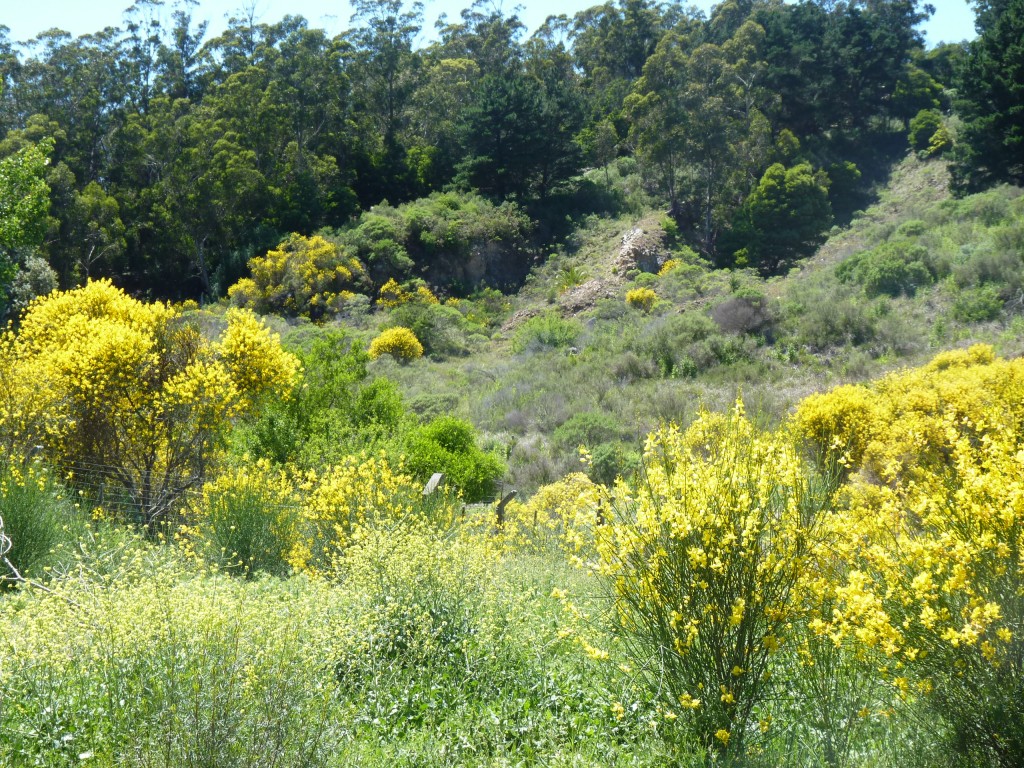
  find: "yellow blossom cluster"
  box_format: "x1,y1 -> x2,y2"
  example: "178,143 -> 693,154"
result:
367,326 -> 424,363
375,278 -> 439,309
295,452 -> 421,575
625,287 -> 658,312
587,400 -> 823,756
0,280 -> 299,528
228,233 -> 366,319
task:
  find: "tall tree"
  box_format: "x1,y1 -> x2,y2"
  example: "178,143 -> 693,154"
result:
347,0 -> 424,204
951,0 -> 1024,192
0,138 -> 51,316
626,20 -> 771,257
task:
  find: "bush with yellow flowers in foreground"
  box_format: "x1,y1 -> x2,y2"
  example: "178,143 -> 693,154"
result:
535,346 -> 1024,765
0,280 -> 300,530
590,401 -> 832,759
794,345 -> 1024,768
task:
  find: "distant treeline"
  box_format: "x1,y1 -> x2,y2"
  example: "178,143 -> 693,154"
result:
0,0 -> 1019,309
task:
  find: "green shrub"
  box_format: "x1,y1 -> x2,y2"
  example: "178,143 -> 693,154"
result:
404,417 -> 506,502
908,108 -> 944,152
896,219 -> 928,238
388,301 -> 471,358
783,281 -> 878,351
588,441 -> 640,485
553,411 -> 628,451
837,241 -> 937,297
0,461 -> 77,581
511,312 -> 582,353
952,285 -> 1004,322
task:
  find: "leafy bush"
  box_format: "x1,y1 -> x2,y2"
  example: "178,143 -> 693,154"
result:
0,461 -> 78,581
952,284 -> 1004,322
387,301 -> 472,358
553,411 -> 628,452
368,326 -> 424,363
333,191 -> 534,289
908,108 -> 944,153
625,287 -> 657,312
730,162 -> 833,274
836,241 -> 936,297
404,417 -> 506,503
228,233 -> 367,320
511,312 -> 582,353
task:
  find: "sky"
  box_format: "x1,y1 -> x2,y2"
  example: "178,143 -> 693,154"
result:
1,0 -> 978,49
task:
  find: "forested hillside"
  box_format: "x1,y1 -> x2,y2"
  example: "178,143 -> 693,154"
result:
1,0 -> 1004,313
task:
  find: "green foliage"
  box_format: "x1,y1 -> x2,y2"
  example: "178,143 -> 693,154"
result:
240,330 -> 390,468
731,162 -> 833,274
952,285 -> 1004,323
908,108 -> 945,153
387,301 -> 471,359
837,241 -> 937,298
0,139 -> 51,316
404,417 -> 506,502
553,411 -> 628,453
0,460 -> 79,582
335,191 -> 534,290
511,312 -> 582,353
951,0 -> 1024,192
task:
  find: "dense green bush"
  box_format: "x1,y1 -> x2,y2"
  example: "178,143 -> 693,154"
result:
0,461 -> 78,581
404,417 -> 506,502
908,109 -> 944,152
332,191 -> 534,290
240,331 -> 406,467
511,312 -> 582,353
387,301 -> 473,359
952,284 -> 1004,322
837,241 -> 937,297
553,411 -> 629,452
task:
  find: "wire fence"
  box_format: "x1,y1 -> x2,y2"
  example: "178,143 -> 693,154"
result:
32,458 -> 516,530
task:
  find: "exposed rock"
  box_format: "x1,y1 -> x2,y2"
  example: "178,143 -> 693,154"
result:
615,225 -> 669,274
558,279 -> 618,315
501,307 -> 542,332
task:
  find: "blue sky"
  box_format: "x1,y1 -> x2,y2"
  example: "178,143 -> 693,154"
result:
2,0 -> 977,48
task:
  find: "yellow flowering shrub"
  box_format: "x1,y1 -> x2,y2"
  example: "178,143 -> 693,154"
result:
227,233 -> 366,320
191,460 -> 303,577
513,472 -> 606,561
658,259 -> 680,276
795,344 -> 1024,485
368,326 -> 424,363
376,278 -> 439,309
591,401 -> 828,757
296,453 -> 420,575
796,346 -> 1024,765
0,280 -> 299,529
625,287 -> 658,312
